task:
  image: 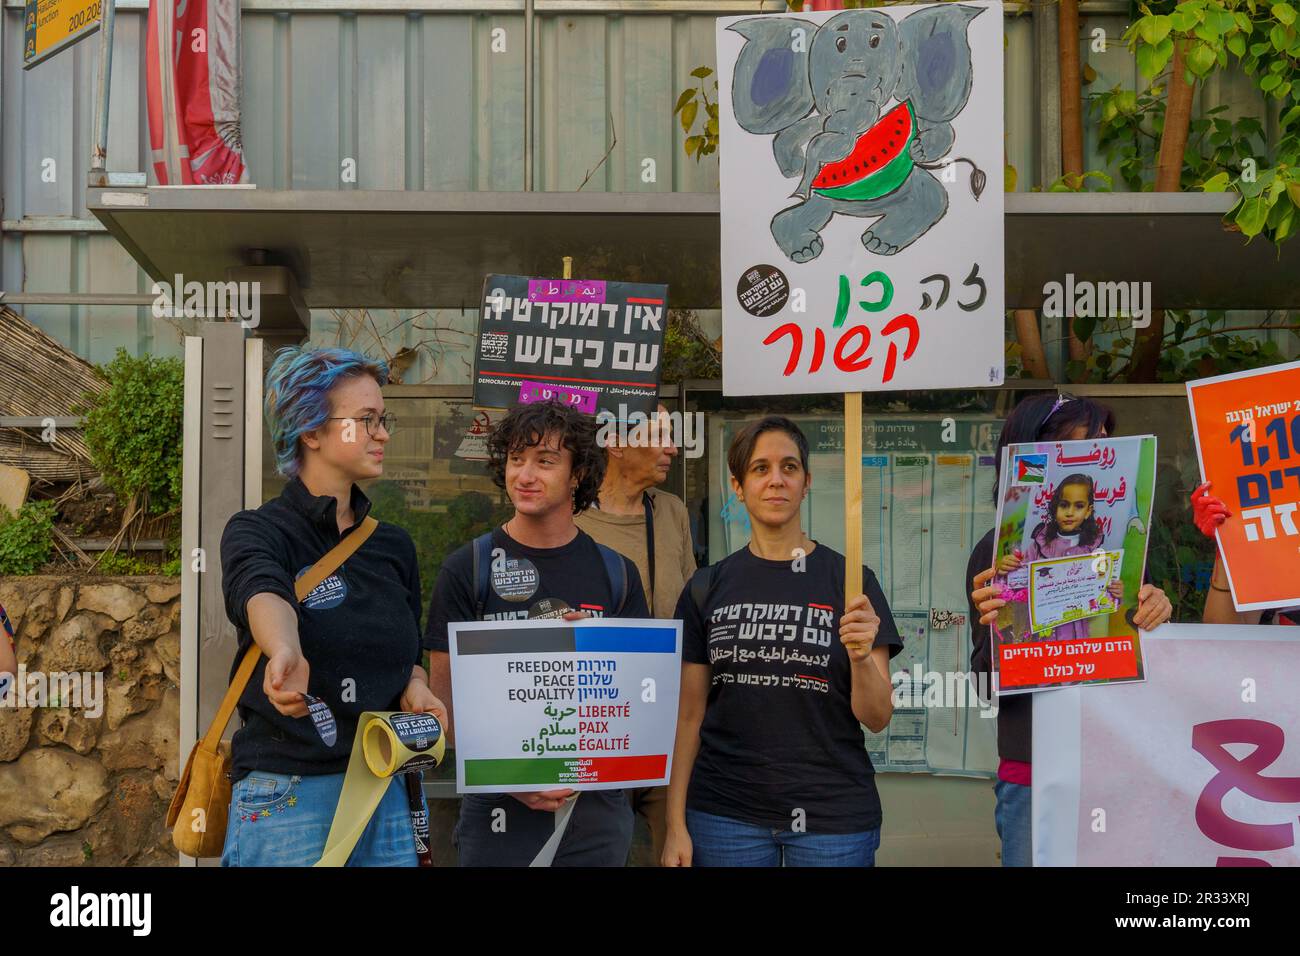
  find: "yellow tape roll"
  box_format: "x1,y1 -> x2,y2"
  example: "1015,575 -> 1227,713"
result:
315,711 -> 445,867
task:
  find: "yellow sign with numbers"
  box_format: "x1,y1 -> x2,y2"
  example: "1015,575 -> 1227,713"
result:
23,0 -> 102,70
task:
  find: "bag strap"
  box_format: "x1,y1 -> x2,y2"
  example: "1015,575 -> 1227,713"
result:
471,531 -> 495,620
199,515 -> 380,754
595,542 -> 628,615
642,492 -> 656,606
690,563 -> 716,620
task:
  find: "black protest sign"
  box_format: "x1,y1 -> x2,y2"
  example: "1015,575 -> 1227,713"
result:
472,274 -> 667,418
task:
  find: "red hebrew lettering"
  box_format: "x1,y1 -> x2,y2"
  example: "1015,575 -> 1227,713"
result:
832,326 -> 872,372
809,327 -> 827,374
880,313 -> 920,384
762,323 -> 803,377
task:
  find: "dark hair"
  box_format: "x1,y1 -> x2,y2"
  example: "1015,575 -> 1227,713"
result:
1039,472 -> 1102,547
992,393 -> 1116,505
727,415 -> 810,485
486,402 -> 605,514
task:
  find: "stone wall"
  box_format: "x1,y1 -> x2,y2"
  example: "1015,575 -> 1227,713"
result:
0,576 -> 179,866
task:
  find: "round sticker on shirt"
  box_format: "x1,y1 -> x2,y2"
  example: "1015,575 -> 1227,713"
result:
295,566 -> 349,610
492,556 -> 540,603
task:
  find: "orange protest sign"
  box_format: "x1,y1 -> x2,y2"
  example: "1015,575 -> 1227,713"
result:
1187,360 -> 1300,611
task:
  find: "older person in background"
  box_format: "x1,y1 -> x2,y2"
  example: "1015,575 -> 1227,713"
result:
576,402 -> 697,864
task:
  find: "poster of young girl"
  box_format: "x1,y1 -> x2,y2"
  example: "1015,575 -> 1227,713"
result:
990,436 -> 1158,694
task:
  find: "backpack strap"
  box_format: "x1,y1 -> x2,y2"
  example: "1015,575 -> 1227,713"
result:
642,492 -> 656,602
471,531 -> 495,620
595,542 -> 629,615
690,563 -> 716,620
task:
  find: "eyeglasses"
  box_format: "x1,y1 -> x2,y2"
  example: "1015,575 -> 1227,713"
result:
324,413 -> 396,438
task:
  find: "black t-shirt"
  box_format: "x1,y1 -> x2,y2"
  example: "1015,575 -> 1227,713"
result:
679,543 -> 902,833
423,526 -> 650,862
220,479 -> 424,781
424,526 -> 649,646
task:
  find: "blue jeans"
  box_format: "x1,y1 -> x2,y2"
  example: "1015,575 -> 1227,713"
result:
221,771 -> 420,867
686,808 -> 880,867
994,779 -> 1032,867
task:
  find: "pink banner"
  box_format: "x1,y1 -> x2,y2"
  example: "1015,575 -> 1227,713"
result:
147,0 -> 250,185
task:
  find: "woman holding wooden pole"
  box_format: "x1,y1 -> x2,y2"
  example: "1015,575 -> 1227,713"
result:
662,416 -> 901,867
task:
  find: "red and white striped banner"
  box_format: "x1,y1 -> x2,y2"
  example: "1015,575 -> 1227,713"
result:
146,0 -> 250,185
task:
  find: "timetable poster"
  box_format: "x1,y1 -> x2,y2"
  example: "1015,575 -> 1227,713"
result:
711,413 -> 1001,777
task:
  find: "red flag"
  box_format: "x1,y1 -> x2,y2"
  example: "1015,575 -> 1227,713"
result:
146,1 -> 250,185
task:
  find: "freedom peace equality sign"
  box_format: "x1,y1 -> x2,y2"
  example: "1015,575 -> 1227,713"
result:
717,0 -> 1005,396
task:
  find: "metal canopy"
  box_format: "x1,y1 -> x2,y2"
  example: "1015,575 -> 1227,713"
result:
86,189 -> 1300,310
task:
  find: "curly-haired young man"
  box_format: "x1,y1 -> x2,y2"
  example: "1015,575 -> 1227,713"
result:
424,401 -> 648,866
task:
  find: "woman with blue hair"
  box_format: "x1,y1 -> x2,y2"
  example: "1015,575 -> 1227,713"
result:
218,346 -> 447,866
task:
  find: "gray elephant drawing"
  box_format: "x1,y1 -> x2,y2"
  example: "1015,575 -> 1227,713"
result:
729,5 -> 987,261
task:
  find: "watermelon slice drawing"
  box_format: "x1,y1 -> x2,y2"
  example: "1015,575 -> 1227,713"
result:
812,101 -> 917,202
809,100 -> 986,203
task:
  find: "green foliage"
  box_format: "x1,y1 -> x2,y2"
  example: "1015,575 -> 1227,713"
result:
94,550 -> 181,577
367,483 -> 512,610
662,310 -> 721,382
0,501 -> 57,575
1044,170 -> 1115,192
1125,0 -> 1300,244
676,67 -> 719,162
1065,309 -> 1298,382
81,349 -> 185,515
1090,86 -> 1265,191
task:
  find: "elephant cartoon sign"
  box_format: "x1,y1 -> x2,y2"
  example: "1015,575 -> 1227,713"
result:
718,1 -> 1005,397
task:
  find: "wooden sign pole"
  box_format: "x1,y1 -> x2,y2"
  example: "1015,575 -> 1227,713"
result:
844,392 -> 863,605
562,255 -> 573,281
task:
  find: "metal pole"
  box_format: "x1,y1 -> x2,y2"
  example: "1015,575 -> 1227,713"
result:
89,0 -> 118,177
524,0 -> 534,191
0,292 -> 155,306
